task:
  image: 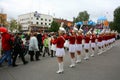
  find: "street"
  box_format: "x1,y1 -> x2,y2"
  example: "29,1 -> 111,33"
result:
0,40 -> 120,80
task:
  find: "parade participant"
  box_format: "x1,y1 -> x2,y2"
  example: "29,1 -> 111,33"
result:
76,29 -> 83,63
28,32 -> 40,61
90,31 -> 97,57
97,32 -> 103,55
64,32 -> 70,51
12,33 -> 28,67
0,31 -> 12,66
84,30 -> 91,60
50,34 -> 57,57
68,26 -> 77,67
54,22 -> 65,74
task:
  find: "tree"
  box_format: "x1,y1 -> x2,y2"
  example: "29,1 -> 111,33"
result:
73,11 -> 89,23
49,21 -> 60,32
9,19 -> 17,32
113,6 -> 120,33
17,23 -> 22,31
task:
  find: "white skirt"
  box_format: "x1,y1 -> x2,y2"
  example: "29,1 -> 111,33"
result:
91,43 -> 96,48
97,42 -> 102,47
69,44 -> 76,53
76,44 -> 82,51
64,40 -> 69,48
55,48 -> 65,57
84,43 -> 90,49
51,44 -> 56,51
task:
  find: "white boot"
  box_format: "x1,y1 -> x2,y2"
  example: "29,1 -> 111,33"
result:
76,55 -> 81,63
84,52 -> 89,60
56,63 -> 63,74
69,58 -> 75,68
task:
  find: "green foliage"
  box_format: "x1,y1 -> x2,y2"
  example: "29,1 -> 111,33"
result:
73,11 -> 89,23
49,21 -> 60,32
112,6 -> 120,33
9,19 -> 17,32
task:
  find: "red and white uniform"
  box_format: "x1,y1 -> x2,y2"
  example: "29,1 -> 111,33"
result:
50,37 -> 57,51
84,35 -> 90,49
97,35 -> 103,47
64,34 -> 69,48
54,36 -> 65,57
91,34 -> 96,48
76,35 -> 83,51
68,35 -> 76,53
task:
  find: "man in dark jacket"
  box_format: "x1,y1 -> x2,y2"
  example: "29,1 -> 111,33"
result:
12,33 -> 28,67
37,30 -> 43,55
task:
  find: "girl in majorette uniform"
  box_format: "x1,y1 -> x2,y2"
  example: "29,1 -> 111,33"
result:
68,30 -> 76,67
102,33 -> 107,52
76,29 -> 83,63
84,31 -> 91,60
64,32 -> 70,51
53,30 -> 65,74
50,34 -> 57,57
90,32 -> 97,57
97,33 -> 103,55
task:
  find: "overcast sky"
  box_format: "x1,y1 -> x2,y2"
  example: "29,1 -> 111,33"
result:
0,0 -> 120,22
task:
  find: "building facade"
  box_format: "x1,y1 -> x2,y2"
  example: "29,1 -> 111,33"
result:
0,13 -> 7,26
18,12 -> 53,31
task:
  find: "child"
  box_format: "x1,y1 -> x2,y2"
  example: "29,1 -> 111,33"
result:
43,34 -> 50,57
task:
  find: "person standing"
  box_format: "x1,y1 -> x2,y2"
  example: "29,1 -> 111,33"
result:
84,31 -> 91,60
50,34 -> 57,57
76,29 -> 83,63
12,33 -> 28,67
0,32 -> 12,66
54,30 -> 65,74
90,33 -> 97,57
37,30 -> 43,55
68,30 -> 76,67
29,32 -> 40,61
43,34 -> 50,57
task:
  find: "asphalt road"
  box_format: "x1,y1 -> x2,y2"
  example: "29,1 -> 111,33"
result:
0,40 -> 120,80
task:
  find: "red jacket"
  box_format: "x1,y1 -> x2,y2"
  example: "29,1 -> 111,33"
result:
84,36 -> 90,43
54,36 -> 65,48
68,36 -> 76,44
1,32 -> 12,51
76,35 -> 83,44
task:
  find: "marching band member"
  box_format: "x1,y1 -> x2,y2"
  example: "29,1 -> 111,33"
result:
76,29 -> 83,63
50,34 -> 57,57
68,26 -> 77,67
54,22 -> 65,74
97,31 -> 103,55
90,30 -> 97,57
64,32 -> 70,51
84,30 -> 91,60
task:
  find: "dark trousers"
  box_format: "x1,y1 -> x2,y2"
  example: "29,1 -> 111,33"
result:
43,47 -> 50,57
29,51 -> 40,61
12,50 -> 26,65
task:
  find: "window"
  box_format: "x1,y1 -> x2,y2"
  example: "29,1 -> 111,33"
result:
41,18 -> 43,20
36,22 -> 39,24
49,19 -> 51,22
36,18 -> 39,20
45,19 -> 47,21
45,23 -> 47,25
49,23 -> 51,25
41,22 -> 43,25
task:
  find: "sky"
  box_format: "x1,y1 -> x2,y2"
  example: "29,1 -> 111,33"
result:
0,0 -> 120,22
